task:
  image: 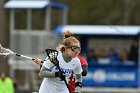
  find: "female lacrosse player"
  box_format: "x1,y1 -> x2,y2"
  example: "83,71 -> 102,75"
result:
35,54 -> 88,93
35,53 -> 88,93
34,30 -> 82,93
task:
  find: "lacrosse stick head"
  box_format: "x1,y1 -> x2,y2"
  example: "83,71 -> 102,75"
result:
0,44 -> 14,56
45,49 -> 59,66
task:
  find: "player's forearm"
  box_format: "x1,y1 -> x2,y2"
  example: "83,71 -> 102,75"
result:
75,74 -> 82,82
39,66 -> 55,78
75,74 -> 82,93
82,65 -> 88,76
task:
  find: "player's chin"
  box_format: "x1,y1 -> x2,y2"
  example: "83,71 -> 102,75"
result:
72,54 -> 78,58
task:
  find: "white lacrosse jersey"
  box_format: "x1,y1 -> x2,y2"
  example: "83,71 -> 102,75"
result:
39,51 -> 82,93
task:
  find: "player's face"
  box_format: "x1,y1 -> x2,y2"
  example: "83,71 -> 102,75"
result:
66,42 -> 81,58
1,72 -> 6,79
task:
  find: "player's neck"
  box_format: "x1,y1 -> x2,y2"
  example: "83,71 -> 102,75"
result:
62,52 -> 72,62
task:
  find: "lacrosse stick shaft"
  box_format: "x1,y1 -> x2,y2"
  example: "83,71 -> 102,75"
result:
57,65 -> 72,93
15,53 -> 35,60
45,49 -> 71,93
0,44 -> 44,63
15,53 -> 45,64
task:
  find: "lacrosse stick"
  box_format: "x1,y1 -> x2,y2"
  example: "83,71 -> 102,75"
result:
45,49 -> 72,93
0,44 -> 44,64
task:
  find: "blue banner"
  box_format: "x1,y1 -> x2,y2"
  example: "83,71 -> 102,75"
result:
83,65 -> 138,87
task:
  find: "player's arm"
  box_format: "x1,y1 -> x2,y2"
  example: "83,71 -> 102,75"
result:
82,64 -> 88,76
74,74 -> 82,93
34,58 -> 43,65
39,65 -> 56,78
75,74 -> 82,84
39,65 -> 65,79
78,57 -> 88,76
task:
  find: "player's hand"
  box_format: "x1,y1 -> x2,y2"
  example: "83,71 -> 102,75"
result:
34,58 -> 43,65
74,86 -> 81,93
55,71 -> 65,80
74,82 -> 82,93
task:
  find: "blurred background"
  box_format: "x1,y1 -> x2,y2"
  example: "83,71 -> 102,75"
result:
0,0 -> 140,93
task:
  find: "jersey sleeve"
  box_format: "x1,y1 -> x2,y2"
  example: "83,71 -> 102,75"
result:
74,59 -> 83,74
43,57 -> 54,69
78,56 -> 88,66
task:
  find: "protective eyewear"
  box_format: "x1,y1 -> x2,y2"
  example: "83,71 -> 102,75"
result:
68,45 -> 81,51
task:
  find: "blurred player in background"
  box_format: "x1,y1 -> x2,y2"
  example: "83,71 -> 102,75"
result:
0,71 -> 14,93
